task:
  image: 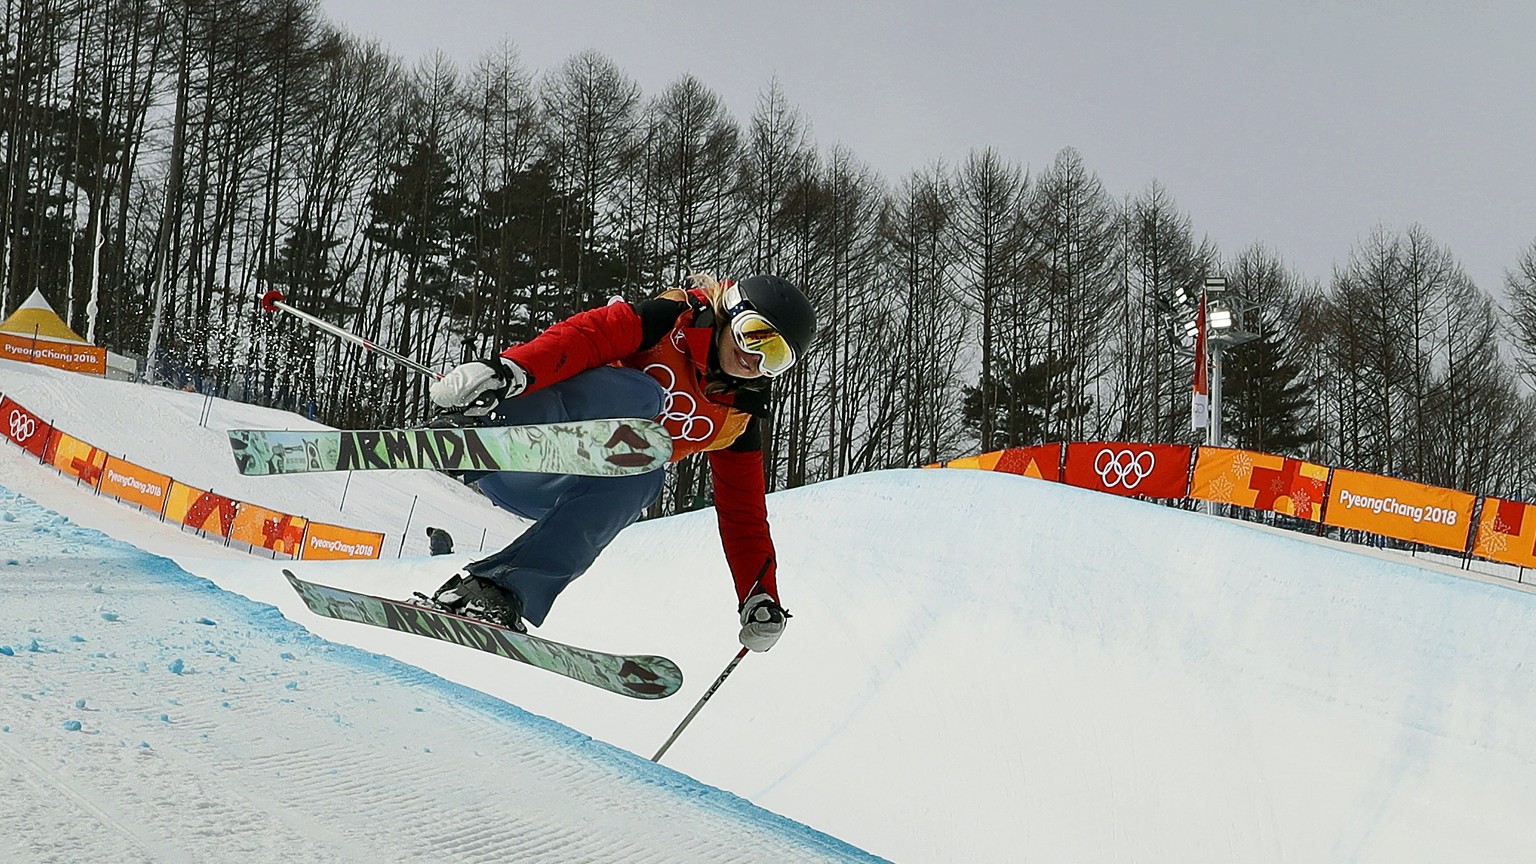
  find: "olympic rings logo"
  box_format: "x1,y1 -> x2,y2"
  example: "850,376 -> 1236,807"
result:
1094,447 -> 1156,489
645,363 -> 715,442
8,409 -> 37,442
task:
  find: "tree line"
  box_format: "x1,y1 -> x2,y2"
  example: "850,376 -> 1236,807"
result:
6,0 -> 1536,513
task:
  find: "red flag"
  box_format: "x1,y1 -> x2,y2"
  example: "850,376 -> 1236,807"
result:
1191,293 -> 1209,430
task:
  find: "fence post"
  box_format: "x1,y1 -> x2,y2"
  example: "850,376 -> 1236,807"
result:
398,495 -> 418,557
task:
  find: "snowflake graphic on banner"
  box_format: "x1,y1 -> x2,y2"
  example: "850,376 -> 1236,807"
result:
1478,528 -> 1510,557
1231,451 -> 1255,478
1210,475 -> 1236,501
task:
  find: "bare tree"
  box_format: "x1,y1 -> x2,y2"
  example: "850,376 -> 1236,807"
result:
882,164 -> 967,465
1110,182 -> 1214,442
1023,147 -> 1120,441
644,74 -> 741,289
73,0 -> 172,346
813,146 -> 887,477
950,147 -> 1027,450
1324,226 -> 1439,474
142,0 -> 197,384
538,49 -> 640,303
1221,244 -> 1318,455
735,77 -> 813,276
1423,270 -> 1523,494
735,79 -> 816,488
1502,238 -> 1536,385
460,40 -> 538,348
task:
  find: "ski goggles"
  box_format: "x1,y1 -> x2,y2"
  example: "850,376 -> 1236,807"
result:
722,285 -> 796,377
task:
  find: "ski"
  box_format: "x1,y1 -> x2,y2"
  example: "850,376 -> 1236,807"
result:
228,418 -> 671,477
283,570 -> 682,699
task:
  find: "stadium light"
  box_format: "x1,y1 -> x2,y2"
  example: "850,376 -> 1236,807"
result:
1196,276 -> 1257,448
1174,276 -> 1259,449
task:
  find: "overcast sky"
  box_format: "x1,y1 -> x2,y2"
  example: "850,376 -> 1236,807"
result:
318,0 -> 1535,297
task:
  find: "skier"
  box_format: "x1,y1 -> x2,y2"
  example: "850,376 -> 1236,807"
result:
425,274 -> 815,653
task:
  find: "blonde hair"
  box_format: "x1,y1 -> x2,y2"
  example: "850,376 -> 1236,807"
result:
682,272 -> 748,394
685,272 -> 726,310
657,272 -> 726,311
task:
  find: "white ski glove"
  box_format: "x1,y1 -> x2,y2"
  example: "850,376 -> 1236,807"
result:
430,357 -> 528,415
738,593 -> 790,652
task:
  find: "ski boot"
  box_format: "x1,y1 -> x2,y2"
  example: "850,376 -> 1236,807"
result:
422,573 -> 527,633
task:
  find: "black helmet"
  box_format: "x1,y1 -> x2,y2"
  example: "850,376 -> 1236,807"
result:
732,275 -> 817,359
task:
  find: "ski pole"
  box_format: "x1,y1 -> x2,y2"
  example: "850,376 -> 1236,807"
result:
260,290 -> 439,380
651,646 -> 749,763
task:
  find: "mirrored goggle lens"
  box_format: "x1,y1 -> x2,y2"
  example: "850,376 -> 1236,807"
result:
731,312 -> 795,375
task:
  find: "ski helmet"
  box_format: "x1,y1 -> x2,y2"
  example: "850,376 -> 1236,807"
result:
731,275 -> 817,361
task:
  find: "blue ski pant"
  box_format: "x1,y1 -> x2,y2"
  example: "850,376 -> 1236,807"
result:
466,366 -> 667,626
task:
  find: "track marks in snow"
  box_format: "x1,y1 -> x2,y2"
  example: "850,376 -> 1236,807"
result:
0,733 -> 164,864
0,489 -> 881,863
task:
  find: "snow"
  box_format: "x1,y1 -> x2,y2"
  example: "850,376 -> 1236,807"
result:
6,360 -> 1536,862
0,488 -> 866,863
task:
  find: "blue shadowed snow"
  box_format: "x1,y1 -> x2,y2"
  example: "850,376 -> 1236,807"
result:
0,482 -> 886,862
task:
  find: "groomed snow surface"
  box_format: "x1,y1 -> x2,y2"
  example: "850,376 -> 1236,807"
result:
4,361 -> 1536,863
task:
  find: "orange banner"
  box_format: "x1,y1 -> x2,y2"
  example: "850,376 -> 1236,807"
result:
939,452 -> 1002,471
994,444 -> 1062,481
164,480 -> 237,538
1323,468 -> 1475,552
230,502 -> 306,556
300,522 -> 385,561
1472,498 -> 1536,568
939,444 -> 1062,481
99,457 -> 171,514
45,431 -> 106,487
0,333 -> 106,374
1190,447 -> 1330,521
1,397 -> 389,561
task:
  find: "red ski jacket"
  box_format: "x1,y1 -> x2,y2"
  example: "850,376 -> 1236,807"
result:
500,289 -> 779,605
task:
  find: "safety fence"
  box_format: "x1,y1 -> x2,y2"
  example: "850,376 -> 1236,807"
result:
1,391 -> 382,561
930,442 -> 1536,575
